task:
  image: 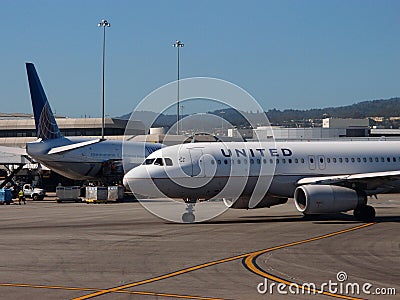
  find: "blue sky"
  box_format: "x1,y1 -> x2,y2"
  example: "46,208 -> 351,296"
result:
1,0 -> 400,117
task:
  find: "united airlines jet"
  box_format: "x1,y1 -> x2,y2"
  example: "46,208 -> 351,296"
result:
25,63 -> 162,181
123,141 -> 400,222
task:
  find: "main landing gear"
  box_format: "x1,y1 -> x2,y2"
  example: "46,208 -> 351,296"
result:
353,205 -> 376,222
182,198 -> 196,223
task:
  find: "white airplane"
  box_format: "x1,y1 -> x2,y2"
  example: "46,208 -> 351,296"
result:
25,62 -> 163,181
123,140 -> 400,222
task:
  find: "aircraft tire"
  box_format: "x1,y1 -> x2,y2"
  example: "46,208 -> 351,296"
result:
354,205 -> 375,222
182,212 -> 195,223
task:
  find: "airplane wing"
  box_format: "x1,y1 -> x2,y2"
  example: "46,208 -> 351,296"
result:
47,139 -> 102,155
297,170 -> 400,194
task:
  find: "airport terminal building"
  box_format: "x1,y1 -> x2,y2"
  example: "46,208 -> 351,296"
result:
0,113 -> 146,147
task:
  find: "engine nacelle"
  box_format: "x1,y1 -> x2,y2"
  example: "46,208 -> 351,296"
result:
294,185 -> 366,214
224,195 -> 288,209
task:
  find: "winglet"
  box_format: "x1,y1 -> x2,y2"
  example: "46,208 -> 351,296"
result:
26,63 -> 61,140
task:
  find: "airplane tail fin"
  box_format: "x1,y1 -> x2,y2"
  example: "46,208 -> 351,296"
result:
26,63 -> 62,140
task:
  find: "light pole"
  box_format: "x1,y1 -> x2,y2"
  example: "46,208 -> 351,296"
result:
98,19 -> 110,140
220,111 -> 226,136
173,40 -> 184,135
180,104 -> 184,133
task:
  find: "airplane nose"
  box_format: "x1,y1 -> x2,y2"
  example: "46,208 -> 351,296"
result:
122,176 -> 130,191
123,166 -> 162,197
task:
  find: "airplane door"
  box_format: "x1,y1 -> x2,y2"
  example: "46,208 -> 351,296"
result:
308,155 -> 316,170
318,155 -> 326,170
189,149 -> 205,177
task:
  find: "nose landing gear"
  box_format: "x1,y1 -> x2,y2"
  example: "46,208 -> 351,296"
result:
182,198 -> 196,223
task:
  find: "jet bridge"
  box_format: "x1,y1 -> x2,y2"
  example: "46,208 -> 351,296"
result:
0,148 -> 33,189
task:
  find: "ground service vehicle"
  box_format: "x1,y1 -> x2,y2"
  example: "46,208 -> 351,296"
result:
23,184 -> 45,201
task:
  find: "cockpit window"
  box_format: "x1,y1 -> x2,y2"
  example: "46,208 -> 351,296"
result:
143,158 -> 155,165
154,158 -> 164,166
143,157 -> 173,166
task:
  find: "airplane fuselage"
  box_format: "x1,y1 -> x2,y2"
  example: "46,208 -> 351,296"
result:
27,137 -> 161,180
124,140 -> 400,200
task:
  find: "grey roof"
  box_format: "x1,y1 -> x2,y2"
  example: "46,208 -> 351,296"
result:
0,117 -> 145,131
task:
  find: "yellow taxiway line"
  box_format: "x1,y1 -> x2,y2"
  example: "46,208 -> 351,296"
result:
75,222 -> 374,300
0,283 -> 227,300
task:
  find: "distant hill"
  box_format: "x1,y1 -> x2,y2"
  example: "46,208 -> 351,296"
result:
121,97 -> 400,128
266,97 -> 400,123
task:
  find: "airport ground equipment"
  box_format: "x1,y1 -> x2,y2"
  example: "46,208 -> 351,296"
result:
107,186 -> 124,201
0,146 -> 34,189
85,186 -> 108,203
23,184 -> 45,201
56,186 -> 81,203
0,188 -> 13,205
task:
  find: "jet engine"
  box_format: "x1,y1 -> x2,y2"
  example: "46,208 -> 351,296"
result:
223,195 -> 288,209
294,184 -> 366,214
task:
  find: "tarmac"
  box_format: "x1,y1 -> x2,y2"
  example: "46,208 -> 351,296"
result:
0,194 -> 398,299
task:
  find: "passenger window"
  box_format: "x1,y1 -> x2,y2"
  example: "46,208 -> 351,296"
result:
375,157 -> 379,162
257,159 -> 261,164
319,157 -> 324,163
351,158 -> 355,163
211,160 -> 215,165
369,157 -> 373,162
381,157 -> 384,162
164,158 -> 173,166
333,158 -> 336,163
237,159 -> 241,164
250,159 -> 254,164
363,158 -> 367,163
270,159 -> 273,164
327,158 -> 331,163
301,158 -> 305,163
154,158 -> 164,166
295,158 -> 298,163
288,158 -> 292,163
276,159 -> 279,164
282,159 -> 286,163
387,157 -> 390,162
263,159 -> 267,164
310,158 -> 314,163
339,158 -> 343,163
217,160 -> 222,164
244,159 -> 248,164
143,158 -> 155,165
224,159 -> 228,164
393,157 -> 397,162
357,158 -> 361,162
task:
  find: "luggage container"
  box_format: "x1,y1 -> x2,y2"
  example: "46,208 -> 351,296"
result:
107,186 -> 124,202
56,186 -> 81,203
85,186 -> 108,203
0,188 -> 13,205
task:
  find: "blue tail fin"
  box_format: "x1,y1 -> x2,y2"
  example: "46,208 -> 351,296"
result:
26,63 -> 61,140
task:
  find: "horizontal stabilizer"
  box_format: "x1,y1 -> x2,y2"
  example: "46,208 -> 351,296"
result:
47,139 -> 102,155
